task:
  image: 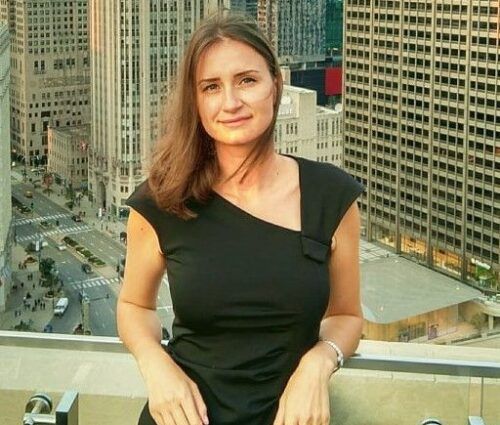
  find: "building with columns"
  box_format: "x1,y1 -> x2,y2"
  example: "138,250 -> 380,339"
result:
88,0 -> 207,216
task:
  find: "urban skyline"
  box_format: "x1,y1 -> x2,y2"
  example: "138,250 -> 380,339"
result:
0,0 -> 498,346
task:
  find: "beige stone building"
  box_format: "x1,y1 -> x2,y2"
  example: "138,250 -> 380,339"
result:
343,0 -> 500,292
88,0 -> 207,217
1,0 -> 91,167
47,124 -> 90,190
0,23 -> 11,312
276,84 -> 343,166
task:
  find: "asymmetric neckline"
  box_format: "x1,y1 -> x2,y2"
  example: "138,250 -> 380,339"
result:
211,154 -> 303,234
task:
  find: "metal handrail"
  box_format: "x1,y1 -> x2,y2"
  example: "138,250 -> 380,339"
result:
2,331 -> 500,378
346,353 -> 500,379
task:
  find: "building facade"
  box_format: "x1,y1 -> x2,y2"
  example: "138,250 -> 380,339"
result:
326,0 -> 343,54
0,23 -> 11,311
3,0 -> 91,167
48,124 -> 90,190
275,83 -> 343,167
89,0 -> 206,217
343,0 -> 499,291
258,0 -> 326,65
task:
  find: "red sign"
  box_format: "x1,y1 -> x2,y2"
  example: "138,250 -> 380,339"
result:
325,67 -> 343,96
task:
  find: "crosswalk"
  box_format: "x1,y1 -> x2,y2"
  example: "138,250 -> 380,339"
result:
71,275 -> 169,291
71,276 -> 120,290
15,223 -> 92,243
14,212 -> 72,226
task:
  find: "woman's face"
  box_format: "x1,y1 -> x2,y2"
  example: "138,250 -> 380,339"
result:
195,38 -> 277,148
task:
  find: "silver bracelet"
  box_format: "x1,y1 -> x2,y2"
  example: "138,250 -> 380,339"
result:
319,338 -> 344,369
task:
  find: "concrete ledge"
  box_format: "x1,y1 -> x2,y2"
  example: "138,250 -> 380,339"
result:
1,332 -> 499,425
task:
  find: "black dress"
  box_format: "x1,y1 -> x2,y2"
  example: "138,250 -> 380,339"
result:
125,155 -> 364,425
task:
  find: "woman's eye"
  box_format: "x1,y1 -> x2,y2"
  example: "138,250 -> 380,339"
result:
241,77 -> 256,85
203,84 -> 218,92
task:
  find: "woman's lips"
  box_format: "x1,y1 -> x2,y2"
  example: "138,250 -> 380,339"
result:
220,116 -> 251,127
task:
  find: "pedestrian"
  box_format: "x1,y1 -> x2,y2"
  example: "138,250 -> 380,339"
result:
119,13 -> 364,425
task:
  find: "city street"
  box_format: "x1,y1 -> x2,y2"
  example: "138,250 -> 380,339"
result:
5,169 -> 174,336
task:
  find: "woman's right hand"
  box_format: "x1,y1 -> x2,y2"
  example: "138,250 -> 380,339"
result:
140,349 -> 209,425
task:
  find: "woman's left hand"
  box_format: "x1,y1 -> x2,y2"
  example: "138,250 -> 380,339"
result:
272,343 -> 336,425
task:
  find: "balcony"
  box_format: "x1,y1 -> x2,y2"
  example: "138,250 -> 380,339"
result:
1,331 -> 499,425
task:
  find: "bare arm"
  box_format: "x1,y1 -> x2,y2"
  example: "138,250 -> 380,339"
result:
272,201 -> 363,425
117,209 -> 208,425
316,201 -> 364,372
117,208 -> 169,369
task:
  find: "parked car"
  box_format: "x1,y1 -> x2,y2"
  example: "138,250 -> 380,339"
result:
24,190 -> 33,198
72,214 -> 82,222
56,244 -> 67,251
54,297 -> 69,316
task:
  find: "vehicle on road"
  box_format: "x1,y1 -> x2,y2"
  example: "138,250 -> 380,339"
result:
56,243 -> 67,251
24,190 -> 33,198
54,297 -> 69,316
81,263 -> 92,274
72,214 -> 82,222
24,256 -> 37,264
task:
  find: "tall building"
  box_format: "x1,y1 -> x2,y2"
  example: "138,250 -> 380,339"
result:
343,0 -> 499,292
4,0 -> 91,167
0,23 -> 12,311
258,0 -> 326,65
89,1 -> 206,216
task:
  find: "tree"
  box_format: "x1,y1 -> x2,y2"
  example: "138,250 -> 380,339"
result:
39,257 -> 58,294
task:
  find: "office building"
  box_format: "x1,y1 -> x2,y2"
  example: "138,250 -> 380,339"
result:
88,0 -> 205,216
48,124 -> 90,190
3,0 -> 91,167
343,0 -> 499,291
276,77 -> 343,166
0,23 -> 11,311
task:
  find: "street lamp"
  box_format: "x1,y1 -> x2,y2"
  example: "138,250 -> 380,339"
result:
80,292 -> 110,335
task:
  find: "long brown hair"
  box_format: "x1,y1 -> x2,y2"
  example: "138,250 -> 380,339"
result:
148,12 -> 283,220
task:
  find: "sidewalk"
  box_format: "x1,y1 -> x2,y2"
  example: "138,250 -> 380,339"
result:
0,245 -> 54,332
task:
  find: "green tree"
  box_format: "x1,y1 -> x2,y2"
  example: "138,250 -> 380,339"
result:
39,257 -> 58,294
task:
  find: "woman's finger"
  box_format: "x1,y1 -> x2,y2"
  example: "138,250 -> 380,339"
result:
182,390 -> 205,425
170,405 -> 190,425
189,382 -> 209,424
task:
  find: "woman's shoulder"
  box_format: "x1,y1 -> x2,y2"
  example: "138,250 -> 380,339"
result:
291,155 -> 364,195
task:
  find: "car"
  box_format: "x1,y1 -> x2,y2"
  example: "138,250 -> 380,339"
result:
54,297 -> 69,316
24,190 -> 33,198
24,256 -> 37,264
56,244 -> 67,251
72,214 -> 82,222
81,263 -> 92,274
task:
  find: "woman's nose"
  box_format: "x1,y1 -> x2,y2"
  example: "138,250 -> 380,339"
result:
222,87 -> 243,111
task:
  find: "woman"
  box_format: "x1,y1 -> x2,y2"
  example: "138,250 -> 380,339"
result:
118,12 -> 364,425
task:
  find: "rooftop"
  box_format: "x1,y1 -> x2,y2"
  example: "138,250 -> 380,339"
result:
360,240 -> 482,323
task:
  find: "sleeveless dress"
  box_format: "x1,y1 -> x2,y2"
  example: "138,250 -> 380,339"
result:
125,155 -> 365,425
